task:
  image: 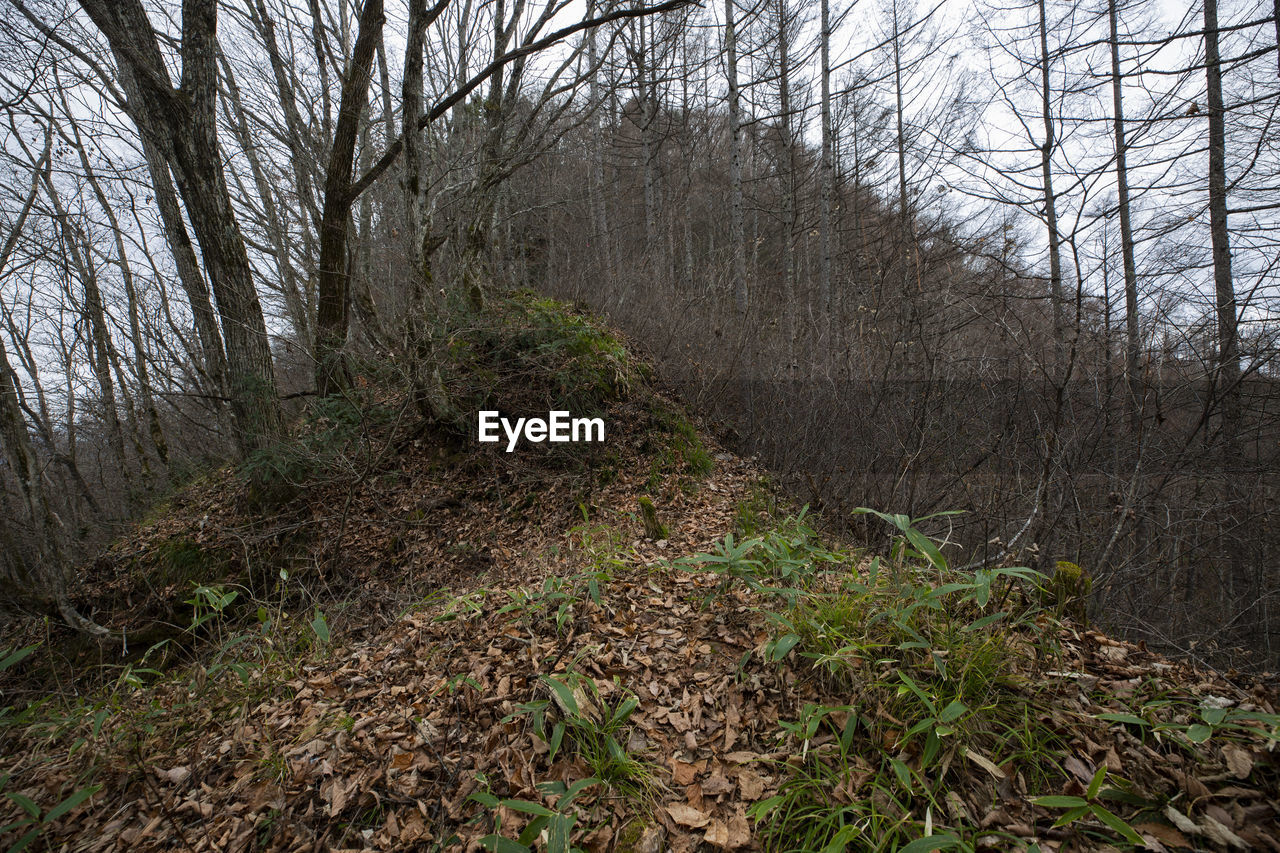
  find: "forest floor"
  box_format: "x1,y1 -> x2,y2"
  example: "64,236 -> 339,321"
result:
2,297 -> 1278,852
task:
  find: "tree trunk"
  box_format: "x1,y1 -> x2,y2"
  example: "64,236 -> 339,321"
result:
1108,0 -> 1142,434
133,117 -> 229,403
314,0 -> 386,396
776,0 -> 795,370
77,0 -> 281,456
1204,0 -> 1246,602
725,0 -> 747,317
588,1 -> 614,282
892,0 -> 910,225
401,0 -> 453,421
1036,0 -> 1065,357
819,0 -> 834,345
639,18 -> 659,255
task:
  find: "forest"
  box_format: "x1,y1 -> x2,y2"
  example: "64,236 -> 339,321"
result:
1,0 -> 1279,849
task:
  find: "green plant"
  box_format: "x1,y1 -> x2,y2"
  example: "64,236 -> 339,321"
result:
745,511 -> 1072,852
750,703 -> 974,853
676,509 -> 847,605
495,572 -> 606,636
851,507 -> 965,576
1031,766 -> 1146,846
471,774 -> 602,853
644,406 -> 714,492
150,536 -> 226,587
2,779 -> 101,853
505,673 -> 656,800
0,645 -> 38,727
565,522 -> 626,573
676,531 -> 766,602
1097,701 -> 1280,747
456,293 -> 639,426
431,589 -> 491,624
238,393 -> 394,510
309,607 -> 331,647
731,483 -> 778,537
187,583 -> 240,634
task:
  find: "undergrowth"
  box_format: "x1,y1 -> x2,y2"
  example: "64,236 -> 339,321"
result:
675,506 -> 1160,852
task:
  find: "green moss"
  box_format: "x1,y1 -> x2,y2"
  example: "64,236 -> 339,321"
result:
237,393 -> 395,511
453,292 -> 640,423
1043,560 -> 1092,623
614,818 -> 657,852
638,497 -> 668,540
150,536 -> 227,588
645,404 -> 714,491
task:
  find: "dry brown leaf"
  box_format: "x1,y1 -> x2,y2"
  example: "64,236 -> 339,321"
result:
1133,822 -> 1191,849
686,783 -> 705,811
1063,755 -> 1093,785
737,768 -> 766,801
1181,771 -> 1212,801
667,803 -> 711,828
1164,805 -> 1200,835
964,748 -> 1006,779
1200,812 -> 1249,850
703,811 -> 752,850
702,770 -> 734,796
1223,745 -> 1254,780
160,766 -> 191,785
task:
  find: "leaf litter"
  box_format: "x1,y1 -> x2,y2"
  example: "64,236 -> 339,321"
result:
2,401 -> 1278,851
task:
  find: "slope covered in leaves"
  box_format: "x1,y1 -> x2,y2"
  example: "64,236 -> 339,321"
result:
2,297 -> 1279,853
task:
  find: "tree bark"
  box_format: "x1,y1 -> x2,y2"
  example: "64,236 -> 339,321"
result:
819,0 -> 834,343
1108,0 -> 1142,434
1036,0 -> 1066,356
76,0 -> 281,456
725,0 -> 747,317
776,0 -> 795,369
588,0 -> 614,281
1204,0 -> 1245,602
314,0 -> 386,396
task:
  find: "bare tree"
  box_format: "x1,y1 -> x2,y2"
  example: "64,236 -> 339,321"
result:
73,0 -> 283,455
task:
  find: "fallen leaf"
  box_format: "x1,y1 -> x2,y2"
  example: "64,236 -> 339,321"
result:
161,767 -> 191,786
1134,822 -> 1190,849
667,803 -> 711,828
964,748 -> 1006,779
1164,805 -> 1200,835
704,808 -> 751,849
702,771 -> 734,796
1222,745 -> 1253,780
1200,812 -> 1249,850
671,760 -> 699,786
1063,755 -> 1093,785
737,768 -> 766,801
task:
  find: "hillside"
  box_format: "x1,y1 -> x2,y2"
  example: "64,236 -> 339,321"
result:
2,299 -> 1278,852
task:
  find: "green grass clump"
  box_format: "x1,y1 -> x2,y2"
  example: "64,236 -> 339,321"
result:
238,392 -> 396,511
505,672 -> 658,802
455,291 -> 641,421
645,405 -> 714,491
677,508 -> 1123,851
